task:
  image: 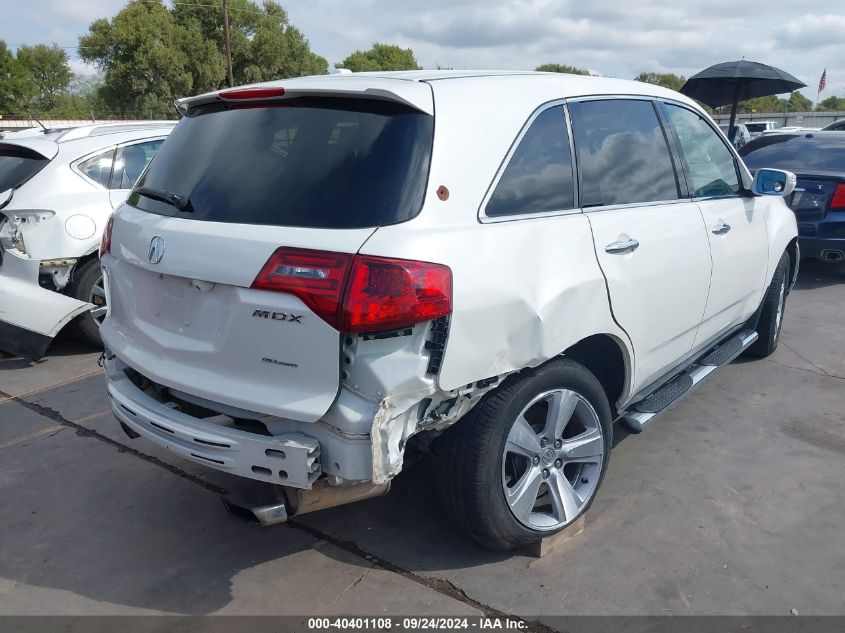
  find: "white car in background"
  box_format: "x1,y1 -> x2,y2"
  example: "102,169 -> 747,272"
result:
743,120 -> 780,138
0,122 -> 175,358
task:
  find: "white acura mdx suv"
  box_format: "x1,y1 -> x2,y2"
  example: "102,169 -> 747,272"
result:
99,71 -> 798,550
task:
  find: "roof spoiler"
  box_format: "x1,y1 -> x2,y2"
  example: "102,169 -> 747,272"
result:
175,77 -> 434,116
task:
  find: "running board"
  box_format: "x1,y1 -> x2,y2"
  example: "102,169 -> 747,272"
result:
619,329 -> 758,434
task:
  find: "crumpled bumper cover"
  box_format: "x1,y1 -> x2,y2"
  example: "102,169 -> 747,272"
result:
0,248 -> 91,359
104,355 -> 322,488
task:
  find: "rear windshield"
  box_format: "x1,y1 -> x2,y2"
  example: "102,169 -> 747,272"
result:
129,98 -> 434,229
0,144 -> 50,191
744,123 -> 773,133
740,134 -> 845,172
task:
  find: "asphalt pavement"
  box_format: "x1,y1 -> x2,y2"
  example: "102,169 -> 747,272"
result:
1,259 -> 843,626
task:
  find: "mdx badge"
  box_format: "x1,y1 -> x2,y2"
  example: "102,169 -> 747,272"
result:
253,310 -> 303,323
147,236 -> 165,264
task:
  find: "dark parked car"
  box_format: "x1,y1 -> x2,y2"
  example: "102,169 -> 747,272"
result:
821,120 -> 845,132
741,131 -> 845,263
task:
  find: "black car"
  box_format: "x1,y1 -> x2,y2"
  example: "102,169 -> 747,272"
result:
741,131 -> 845,263
821,119 -> 845,132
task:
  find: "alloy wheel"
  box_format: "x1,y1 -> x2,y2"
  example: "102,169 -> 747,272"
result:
88,275 -> 107,325
501,389 -> 605,531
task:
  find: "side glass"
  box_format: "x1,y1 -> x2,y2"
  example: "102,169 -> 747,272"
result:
664,104 -> 740,198
569,99 -> 680,207
485,105 -> 575,217
77,149 -> 115,188
110,140 -> 165,189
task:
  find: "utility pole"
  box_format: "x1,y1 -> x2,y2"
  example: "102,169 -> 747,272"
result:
223,0 -> 234,87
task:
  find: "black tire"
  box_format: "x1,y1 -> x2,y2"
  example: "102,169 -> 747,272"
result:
747,252 -> 789,358
433,358 -> 613,551
67,258 -> 105,347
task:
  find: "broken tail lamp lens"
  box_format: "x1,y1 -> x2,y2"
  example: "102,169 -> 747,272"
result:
252,247 -> 452,333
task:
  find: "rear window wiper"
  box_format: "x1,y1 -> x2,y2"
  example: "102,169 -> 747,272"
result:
134,186 -> 193,213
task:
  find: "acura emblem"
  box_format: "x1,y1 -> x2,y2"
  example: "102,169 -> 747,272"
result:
148,236 -> 165,264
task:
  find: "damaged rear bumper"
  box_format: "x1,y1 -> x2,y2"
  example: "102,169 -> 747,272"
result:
104,355 -> 323,488
0,249 -> 91,359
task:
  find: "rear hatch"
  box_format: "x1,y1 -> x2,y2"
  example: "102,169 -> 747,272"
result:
0,140 -> 58,260
101,91 -> 434,422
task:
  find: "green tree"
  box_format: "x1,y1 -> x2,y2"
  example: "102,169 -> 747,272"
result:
736,94 -> 783,114
784,91 -> 813,112
0,40 -> 35,113
819,95 -> 845,111
535,63 -> 590,76
15,44 -> 73,110
634,72 -> 686,92
173,0 -> 325,85
337,43 -> 419,72
79,0 -> 222,117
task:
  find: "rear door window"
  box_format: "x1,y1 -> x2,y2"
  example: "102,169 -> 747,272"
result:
664,104 -> 740,197
129,98 -> 434,229
569,99 -> 680,207
485,105 -> 575,217
0,145 -> 50,190
77,149 -> 115,188
110,139 -> 164,189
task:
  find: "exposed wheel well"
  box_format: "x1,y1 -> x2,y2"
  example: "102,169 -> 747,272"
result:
563,334 -> 628,416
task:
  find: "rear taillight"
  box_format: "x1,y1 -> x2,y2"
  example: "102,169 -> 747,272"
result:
252,248 -> 352,327
100,215 -> 114,257
252,248 -> 452,333
831,184 -> 845,209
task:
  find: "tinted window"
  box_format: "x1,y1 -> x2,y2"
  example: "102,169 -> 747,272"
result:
569,99 -> 679,206
664,104 -> 740,197
110,139 -> 164,189
130,98 -> 433,229
740,134 -> 845,173
745,123 -> 769,134
77,149 -> 115,188
0,145 -> 49,190
485,106 -> 574,217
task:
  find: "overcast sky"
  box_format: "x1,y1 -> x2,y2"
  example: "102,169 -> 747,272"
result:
3,0 -> 844,101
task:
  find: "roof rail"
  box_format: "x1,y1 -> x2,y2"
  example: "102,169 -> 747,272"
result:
57,121 -> 178,142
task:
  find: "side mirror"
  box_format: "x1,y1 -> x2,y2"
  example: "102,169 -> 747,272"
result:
752,168 -> 796,197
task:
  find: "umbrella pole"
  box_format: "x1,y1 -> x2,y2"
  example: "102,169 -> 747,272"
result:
728,84 -> 740,143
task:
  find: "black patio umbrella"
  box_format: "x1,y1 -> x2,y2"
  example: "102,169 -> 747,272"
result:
680,60 -> 806,141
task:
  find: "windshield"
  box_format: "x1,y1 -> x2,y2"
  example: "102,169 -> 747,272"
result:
740,134 -> 845,172
744,123 -> 769,133
0,144 -> 50,191
129,97 -> 434,229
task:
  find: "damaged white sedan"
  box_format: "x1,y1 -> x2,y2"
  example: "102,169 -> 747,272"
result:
0,123 -> 174,358
99,71 -> 798,550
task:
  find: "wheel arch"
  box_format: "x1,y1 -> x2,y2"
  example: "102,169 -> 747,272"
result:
561,333 -> 631,417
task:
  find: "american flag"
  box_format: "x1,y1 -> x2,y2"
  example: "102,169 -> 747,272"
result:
818,69 -> 827,94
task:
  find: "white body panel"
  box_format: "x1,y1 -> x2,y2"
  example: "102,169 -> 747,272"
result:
586,202 -> 712,389
693,197 -> 769,347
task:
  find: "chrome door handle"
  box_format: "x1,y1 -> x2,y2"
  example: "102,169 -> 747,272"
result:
604,238 -> 640,254
712,222 -> 731,235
